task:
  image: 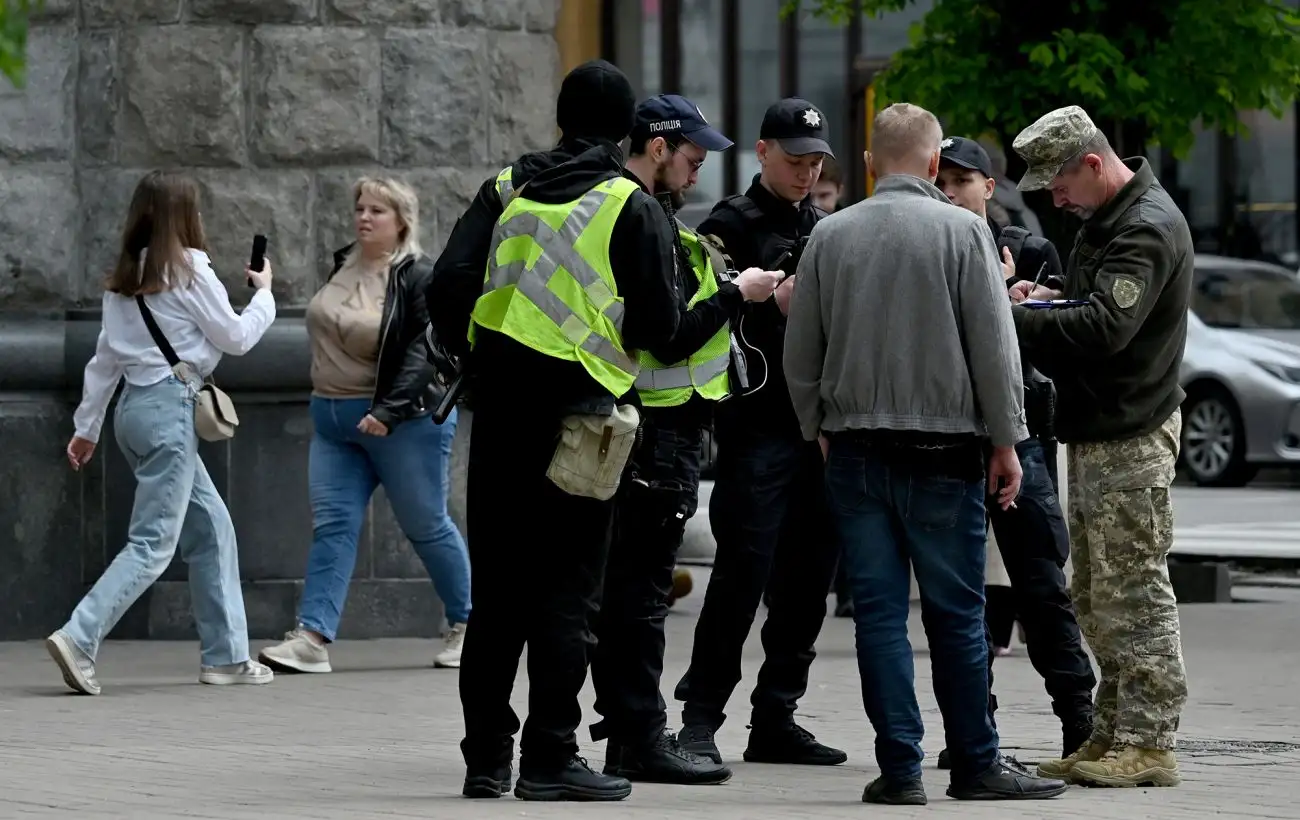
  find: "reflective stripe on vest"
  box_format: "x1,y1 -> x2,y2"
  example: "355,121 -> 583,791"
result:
472,174 -> 641,396
634,351 -> 729,391
633,223 -> 731,405
495,166 -> 513,202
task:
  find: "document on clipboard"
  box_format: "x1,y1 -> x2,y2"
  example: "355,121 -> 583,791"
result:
1022,299 -> 1089,309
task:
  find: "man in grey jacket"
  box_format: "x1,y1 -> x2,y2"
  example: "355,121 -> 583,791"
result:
784,102 -> 1068,806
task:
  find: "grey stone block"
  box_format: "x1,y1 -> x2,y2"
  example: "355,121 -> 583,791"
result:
77,168 -> 140,303
0,165 -> 78,309
250,27 -> 382,165
81,0 -> 182,26
380,29 -> 489,167
0,401 -> 83,640
76,31 -> 119,165
335,579 -> 445,639
227,403 -> 313,581
326,0 -> 443,25
0,28 -> 75,162
444,0 -> 561,32
313,167 -> 383,284
487,32 -> 558,166
188,0 -> 318,24
30,0 -> 76,21
191,169 -> 318,306
405,166 -> 498,252
1169,560 -> 1233,604
135,580 -> 303,641
447,406 -> 471,538
118,27 -> 245,167
241,580 -> 302,639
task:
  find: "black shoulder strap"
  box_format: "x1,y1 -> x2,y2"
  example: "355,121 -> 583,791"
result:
721,194 -> 764,224
135,295 -> 181,367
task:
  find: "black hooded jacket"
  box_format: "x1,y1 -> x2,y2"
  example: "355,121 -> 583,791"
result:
426,136 -> 680,417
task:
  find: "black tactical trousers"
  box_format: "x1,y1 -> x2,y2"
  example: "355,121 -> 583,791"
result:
459,405 -> 616,771
590,409 -> 705,747
985,437 -> 1096,730
674,424 -> 838,730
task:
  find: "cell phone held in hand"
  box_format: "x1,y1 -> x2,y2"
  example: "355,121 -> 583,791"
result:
247,234 -> 267,287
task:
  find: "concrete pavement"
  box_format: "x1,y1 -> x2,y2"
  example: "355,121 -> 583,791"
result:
2,572 -> 1299,819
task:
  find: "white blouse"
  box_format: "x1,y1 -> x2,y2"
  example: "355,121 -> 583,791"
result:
72,249 -> 277,443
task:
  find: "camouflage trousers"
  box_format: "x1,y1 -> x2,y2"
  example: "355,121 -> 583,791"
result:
1066,409 -> 1188,751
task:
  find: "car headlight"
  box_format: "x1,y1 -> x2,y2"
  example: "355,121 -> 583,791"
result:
1253,360 -> 1300,384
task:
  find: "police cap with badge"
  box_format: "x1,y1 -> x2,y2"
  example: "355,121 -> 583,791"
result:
630,94 -> 734,151
760,98 -> 835,157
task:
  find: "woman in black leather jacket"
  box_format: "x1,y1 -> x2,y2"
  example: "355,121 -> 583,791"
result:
259,177 -> 471,673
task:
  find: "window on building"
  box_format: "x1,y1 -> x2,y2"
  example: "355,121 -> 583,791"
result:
680,0 -> 726,203
734,0 -> 783,192
861,0 -> 933,58
1235,107 -> 1297,267
797,7 -> 848,162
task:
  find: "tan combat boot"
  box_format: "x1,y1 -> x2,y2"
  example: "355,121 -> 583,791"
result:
1071,745 -> 1181,787
1037,737 -> 1110,782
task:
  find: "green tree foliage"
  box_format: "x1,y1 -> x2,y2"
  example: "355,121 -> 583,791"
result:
0,0 -> 41,88
794,0 -> 1300,156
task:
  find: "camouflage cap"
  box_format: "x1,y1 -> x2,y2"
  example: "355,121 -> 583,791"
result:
1011,106 -> 1100,192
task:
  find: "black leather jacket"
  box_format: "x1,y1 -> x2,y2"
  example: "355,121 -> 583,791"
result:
329,244 -> 440,429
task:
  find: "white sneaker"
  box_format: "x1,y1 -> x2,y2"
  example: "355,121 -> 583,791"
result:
434,623 -> 466,668
258,628 -> 332,673
200,660 -> 274,686
46,630 -> 101,695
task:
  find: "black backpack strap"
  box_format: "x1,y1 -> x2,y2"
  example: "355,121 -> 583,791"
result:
720,194 -> 764,224
135,294 -> 181,367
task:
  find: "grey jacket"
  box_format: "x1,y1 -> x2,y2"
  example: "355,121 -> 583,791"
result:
783,174 -> 1028,448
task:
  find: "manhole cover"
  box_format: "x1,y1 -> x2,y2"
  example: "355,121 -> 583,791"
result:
1178,739 -> 1300,754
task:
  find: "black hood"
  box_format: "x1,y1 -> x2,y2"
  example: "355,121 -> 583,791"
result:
508,135 -> 627,205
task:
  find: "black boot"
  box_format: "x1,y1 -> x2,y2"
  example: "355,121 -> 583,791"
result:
863,775 -> 927,805
515,756 -> 632,802
743,722 -> 848,766
604,732 -> 732,785
678,724 -> 723,764
463,762 -> 513,798
936,748 -> 951,769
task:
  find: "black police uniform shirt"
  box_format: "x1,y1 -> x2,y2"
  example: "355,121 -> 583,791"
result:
696,174 -> 824,436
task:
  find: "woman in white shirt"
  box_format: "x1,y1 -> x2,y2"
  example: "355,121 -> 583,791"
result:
48,170 -> 278,695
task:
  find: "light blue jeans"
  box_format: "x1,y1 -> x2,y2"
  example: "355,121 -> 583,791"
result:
298,397 -> 471,641
64,374 -> 250,667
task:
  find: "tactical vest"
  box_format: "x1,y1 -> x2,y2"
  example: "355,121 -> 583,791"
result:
633,222 -> 731,407
469,166 -> 642,397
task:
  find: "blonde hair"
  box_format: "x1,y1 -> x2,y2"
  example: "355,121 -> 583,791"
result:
871,103 -> 943,176
338,176 -> 423,275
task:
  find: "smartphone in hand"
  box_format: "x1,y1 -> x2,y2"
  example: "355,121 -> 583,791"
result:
248,234 -> 268,287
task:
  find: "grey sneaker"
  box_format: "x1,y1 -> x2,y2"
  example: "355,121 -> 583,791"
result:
435,623 -> 466,669
46,630 -> 100,695
259,628 -> 332,673
200,660 -> 275,686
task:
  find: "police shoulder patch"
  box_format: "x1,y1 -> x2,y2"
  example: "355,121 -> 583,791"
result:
1111,275 -> 1143,310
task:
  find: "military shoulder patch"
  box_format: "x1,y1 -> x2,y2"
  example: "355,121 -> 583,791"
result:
1111,275 -> 1143,310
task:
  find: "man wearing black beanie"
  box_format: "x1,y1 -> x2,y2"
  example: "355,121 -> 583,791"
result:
426,59 -> 682,803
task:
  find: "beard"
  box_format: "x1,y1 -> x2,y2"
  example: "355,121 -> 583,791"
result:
654,162 -> 687,209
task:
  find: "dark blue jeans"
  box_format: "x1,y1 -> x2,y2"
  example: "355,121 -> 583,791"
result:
826,437 -> 998,782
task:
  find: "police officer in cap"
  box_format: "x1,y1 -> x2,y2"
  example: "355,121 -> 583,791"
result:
427,59 -> 682,803
673,97 -> 845,768
934,135 -> 1097,769
590,94 -> 783,786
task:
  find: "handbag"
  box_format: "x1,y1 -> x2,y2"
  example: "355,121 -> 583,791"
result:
135,295 -> 239,442
545,404 -> 641,501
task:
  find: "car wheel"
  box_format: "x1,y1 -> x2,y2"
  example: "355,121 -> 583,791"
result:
1181,387 -> 1257,487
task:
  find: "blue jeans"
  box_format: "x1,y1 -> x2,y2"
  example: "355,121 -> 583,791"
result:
300,397 -> 470,641
826,436 -> 998,782
64,374 -> 249,667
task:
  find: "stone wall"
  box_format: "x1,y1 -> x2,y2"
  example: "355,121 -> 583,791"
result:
1,0 -> 560,309
0,0 -> 561,642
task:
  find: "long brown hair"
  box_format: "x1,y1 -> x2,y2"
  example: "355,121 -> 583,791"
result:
106,170 -> 209,296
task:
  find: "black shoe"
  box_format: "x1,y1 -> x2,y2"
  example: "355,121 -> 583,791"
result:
937,748 -> 951,770
678,724 -> 723,764
946,755 -> 1070,800
515,756 -> 632,802
863,775 -> 927,805
743,722 -> 848,766
604,732 -> 732,785
462,763 -> 512,798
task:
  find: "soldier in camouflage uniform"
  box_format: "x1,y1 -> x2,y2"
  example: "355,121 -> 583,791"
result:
1006,106 -> 1195,788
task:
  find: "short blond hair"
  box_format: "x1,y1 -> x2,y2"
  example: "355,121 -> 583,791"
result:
339,176 -> 424,274
871,103 -> 943,175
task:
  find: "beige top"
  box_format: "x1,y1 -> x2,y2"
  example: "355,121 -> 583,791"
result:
306,263 -> 389,398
